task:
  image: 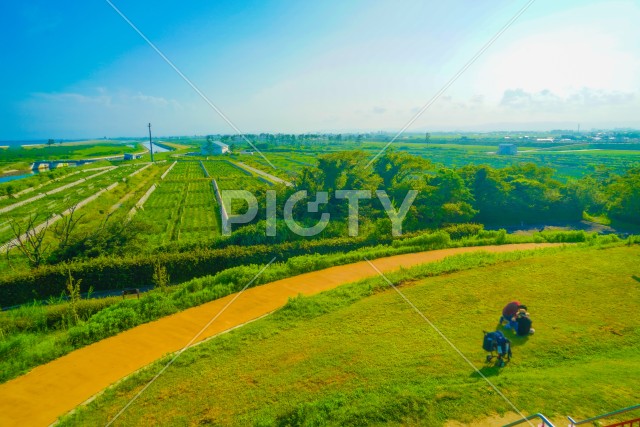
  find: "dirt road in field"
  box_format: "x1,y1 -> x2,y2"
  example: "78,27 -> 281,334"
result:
0,243 -> 558,426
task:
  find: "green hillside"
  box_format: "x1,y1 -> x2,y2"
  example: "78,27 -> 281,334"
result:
61,245 -> 639,426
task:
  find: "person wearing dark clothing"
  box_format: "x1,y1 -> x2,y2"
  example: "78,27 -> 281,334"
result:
515,310 -> 535,336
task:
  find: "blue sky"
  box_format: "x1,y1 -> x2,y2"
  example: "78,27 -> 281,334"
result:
1,0 -> 639,139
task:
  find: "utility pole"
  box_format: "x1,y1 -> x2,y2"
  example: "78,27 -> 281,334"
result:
148,123 -> 155,163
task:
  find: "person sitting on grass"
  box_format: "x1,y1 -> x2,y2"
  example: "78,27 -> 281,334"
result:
500,301 -> 527,330
515,309 -> 535,336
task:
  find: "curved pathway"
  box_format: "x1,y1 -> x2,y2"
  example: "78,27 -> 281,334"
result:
0,243 -> 557,426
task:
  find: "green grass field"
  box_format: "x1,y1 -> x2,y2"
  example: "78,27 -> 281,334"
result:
60,244 -> 640,426
227,141 -> 640,181
0,141 -> 143,172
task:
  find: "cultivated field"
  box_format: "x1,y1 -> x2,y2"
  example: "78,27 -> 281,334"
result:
232,141 -> 640,181
133,160 -> 272,244
0,164 -> 146,245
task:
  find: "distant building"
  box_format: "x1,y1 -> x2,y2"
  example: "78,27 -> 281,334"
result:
201,141 -> 229,155
498,143 -> 517,155
239,150 -> 254,155
124,153 -> 142,160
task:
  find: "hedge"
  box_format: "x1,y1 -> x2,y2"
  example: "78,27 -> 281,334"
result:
0,236 -> 391,307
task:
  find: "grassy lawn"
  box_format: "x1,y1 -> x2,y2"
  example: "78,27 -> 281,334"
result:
60,245 -> 640,426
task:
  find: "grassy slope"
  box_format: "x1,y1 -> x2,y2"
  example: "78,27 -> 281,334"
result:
60,245 -> 640,426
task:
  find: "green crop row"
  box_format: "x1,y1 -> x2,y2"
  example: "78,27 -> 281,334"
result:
0,169 -> 104,209
0,165 -> 144,244
136,176 -> 220,244
164,161 -> 207,180
201,160 -> 249,179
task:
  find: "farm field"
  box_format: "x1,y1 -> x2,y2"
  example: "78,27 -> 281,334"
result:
202,160 -> 272,214
0,164 -> 146,245
233,142 -> 640,181
201,159 -> 249,178
0,163 -> 167,271
133,160 -> 267,243
56,244 -> 640,426
231,152 -> 317,179
0,141 -> 145,175
178,180 -> 220,241
0,161 -> 118,197
365,142 -> 640,179
135,161 -> 212,244
0,167 -> 108,209
164,160 -> 208,180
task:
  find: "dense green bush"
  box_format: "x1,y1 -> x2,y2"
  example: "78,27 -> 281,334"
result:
392,230 -> 451,249
441,223 -> 484,240
0,297 -> 119,335
0,237 -> 387,307
534,230 -> 589,243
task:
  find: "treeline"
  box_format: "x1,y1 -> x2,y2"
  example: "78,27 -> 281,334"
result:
258,151 -> 639,233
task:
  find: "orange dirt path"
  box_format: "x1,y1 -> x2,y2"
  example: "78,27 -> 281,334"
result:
0,243 -> 557,426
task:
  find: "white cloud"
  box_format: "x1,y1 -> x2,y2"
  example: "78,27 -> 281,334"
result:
567,88 -> 635,107
499,87 -> 635,111
472,1 -> 640,100
19,89 -> 189,138
29,90 -> 181,110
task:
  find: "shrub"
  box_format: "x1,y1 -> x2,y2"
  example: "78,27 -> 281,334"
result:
68,306 -> 142,346
476,229 -> 502,239
392,231 -> 451,249
593,234 -> 621,245
535,230 -> 589,243
441,223 -> 484,240
152,262 -> 170,293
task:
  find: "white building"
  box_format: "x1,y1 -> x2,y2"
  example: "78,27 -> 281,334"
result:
201,141 -> 229,155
